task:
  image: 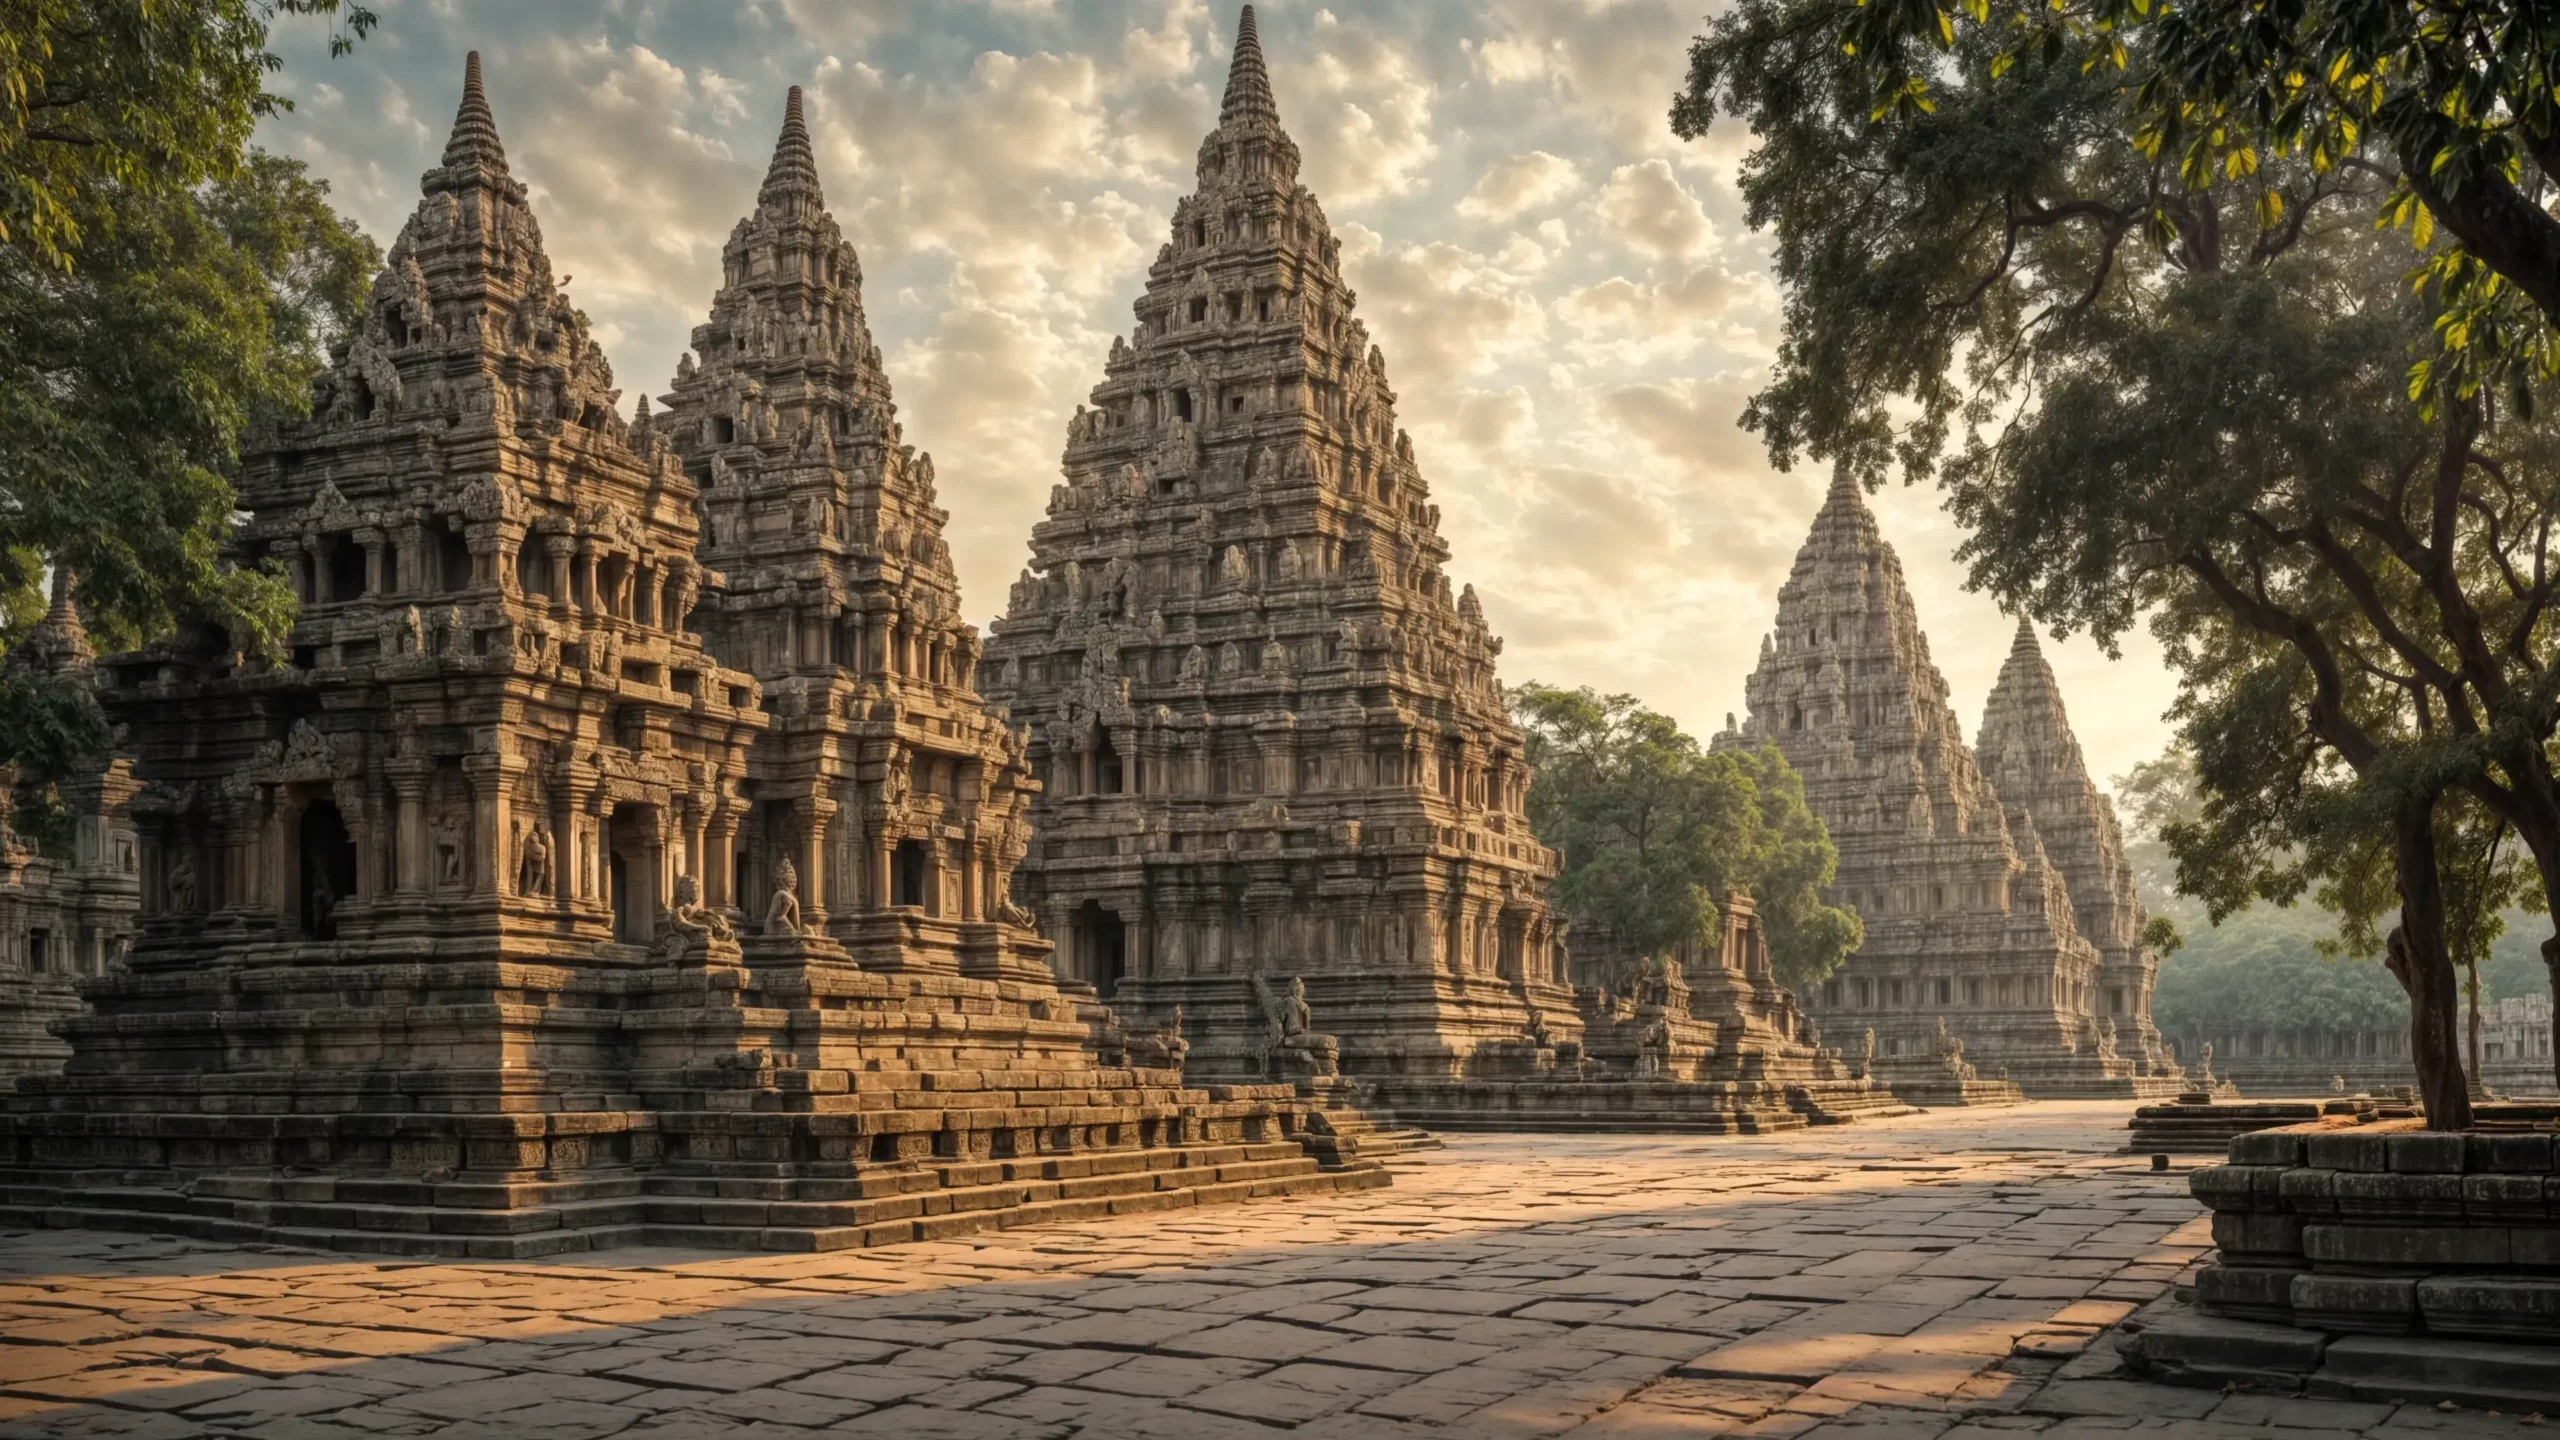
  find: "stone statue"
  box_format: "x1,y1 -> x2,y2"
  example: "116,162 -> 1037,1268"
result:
1219,545 -> 1250,588
1636,1015 -> 1671,1077
764,854 -> 804,936
431,809 -> 466,886
166,851 -> 198,913
2198,1041 -> 2216,1086
1933,1016 -> 1977,1083
1252,972 -> 1339,1078
516,821 -> 553,898
655,873 -> 732,959
1179,644 -> 1207,682
1859,1026 -> 1877,1079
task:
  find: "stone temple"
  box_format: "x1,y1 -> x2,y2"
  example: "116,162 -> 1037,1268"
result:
0,571 -> 140,1079
0,59 -> 1378,1256
981,8 -> 1898,1132
1726,473 -> 2180,1101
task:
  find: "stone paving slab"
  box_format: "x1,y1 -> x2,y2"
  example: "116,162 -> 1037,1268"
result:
0,1102 -> 2535,1437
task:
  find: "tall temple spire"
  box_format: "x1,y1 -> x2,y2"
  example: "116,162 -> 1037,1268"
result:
759,84 -> 824,213
1220,5 -> 1280,129
441,51 -> 507,173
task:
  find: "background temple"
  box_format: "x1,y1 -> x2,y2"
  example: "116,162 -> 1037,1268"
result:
1726,474 -> 2183,1102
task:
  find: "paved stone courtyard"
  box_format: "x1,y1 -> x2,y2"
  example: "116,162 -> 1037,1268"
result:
0,1102 -> 2535,1439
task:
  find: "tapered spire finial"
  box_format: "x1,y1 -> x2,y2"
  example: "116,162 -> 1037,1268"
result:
760,84 -> 824,211
1221,5 -> 1279,128
442,50 -> 507,170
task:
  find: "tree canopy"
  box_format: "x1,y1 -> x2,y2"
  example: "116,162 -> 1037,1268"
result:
1,0 -> 377,663
1676,0 -> 2560,1123
1512,683 -> 1862,991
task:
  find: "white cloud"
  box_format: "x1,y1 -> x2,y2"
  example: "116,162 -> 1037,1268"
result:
250,0 -> 2180,789
1457,150 -> 1578,223
1593,157 -> 1712,260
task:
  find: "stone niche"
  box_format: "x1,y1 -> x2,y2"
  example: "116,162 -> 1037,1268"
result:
0,56 -> 1381,1257
2123,1108 -> 2560,1409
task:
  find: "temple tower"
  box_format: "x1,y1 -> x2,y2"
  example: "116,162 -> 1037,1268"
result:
0,62 -> 1383,1252
981,7 -> 1576,1083
1730,474 -> 2174,1097
1976,618 -> 2177,1075
659,86 -> 1048,979
0,569 -> 139,1077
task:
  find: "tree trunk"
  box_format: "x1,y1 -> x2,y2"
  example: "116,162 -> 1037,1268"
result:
2384,800 -> 2474,1130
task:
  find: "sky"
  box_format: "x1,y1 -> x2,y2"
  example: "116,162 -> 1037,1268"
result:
255,0 -> 2182,793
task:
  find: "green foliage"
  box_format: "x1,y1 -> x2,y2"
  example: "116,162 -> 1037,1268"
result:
1513,683 -> 1862,990
1679,0 -> 2560,1122
1825,0 -> 2560,406
0,1 -> 377,674
1,0 -> 374,271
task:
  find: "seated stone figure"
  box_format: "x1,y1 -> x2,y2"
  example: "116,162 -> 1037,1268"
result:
652,874 -> 735,960
1254,973 -> 1339,1078
764,855 -> 804,937
1126,1005 -> 1191,1072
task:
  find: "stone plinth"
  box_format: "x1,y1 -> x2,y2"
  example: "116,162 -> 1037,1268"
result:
2125,1097 -> 2369,1154
1723,477 -> 2178,1100
0,58 -> 1381,1256
2123,1104 -> 2560,1408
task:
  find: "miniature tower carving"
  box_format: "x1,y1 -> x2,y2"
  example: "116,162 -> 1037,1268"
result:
660,86 -> 1048,977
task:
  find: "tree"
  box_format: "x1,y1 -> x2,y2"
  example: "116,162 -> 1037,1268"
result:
1,0 -> 376,661
1512,683 -> 1862,991
1676,0 -> 2560,1121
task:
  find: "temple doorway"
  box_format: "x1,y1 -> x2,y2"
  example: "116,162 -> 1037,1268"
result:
1075,900 -> 1126,998
893,838 -> 928,910
608,853 -> 631,941
298,801 -> 356,940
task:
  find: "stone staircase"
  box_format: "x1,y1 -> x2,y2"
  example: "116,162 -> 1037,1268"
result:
0,1140 -> 1384,1260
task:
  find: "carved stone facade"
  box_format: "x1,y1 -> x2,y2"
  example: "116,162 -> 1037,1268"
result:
978,9 -> 1901,1133
662,86 -> 1047,980
980,9 -> 1578,1093
0,59 -> 1378,1254
0,572 -> 140,1079
1976,618 -> 2177,1075
1729,474 -> 2179,1100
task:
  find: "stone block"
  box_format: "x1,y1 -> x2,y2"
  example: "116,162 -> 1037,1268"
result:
2193,1263 -> 2301,1322
2301,1222 -> 2509,1268
2306,1130 -> 2392,1173
2117,1303 -> 2329,1392
2228,1130 -> 2311,1167
2414,1275 -> 2560,1341
2288,1274 -> 2417,1335
2208,1210 -> 2300,1258
2465,1132 -> 2553,1174
2317,1334 -> 2560,1411
2386,1132 -> 2466,1173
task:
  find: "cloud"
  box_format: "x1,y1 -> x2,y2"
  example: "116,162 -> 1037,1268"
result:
247,0 -> 2181,790
1594,157 -> 1711,260
1270,10 -> 1438,206
1457,150 -> 1578,222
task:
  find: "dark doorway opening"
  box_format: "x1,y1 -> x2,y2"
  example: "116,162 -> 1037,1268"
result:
1075,900 -> 1126,999
609,853 -> 631,942
893,839 -> 928,910
328,542 -> 367,602
1093,728 -> 1124,795
299,801 -> 356,940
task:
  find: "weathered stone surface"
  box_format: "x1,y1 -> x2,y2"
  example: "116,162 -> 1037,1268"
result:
0,571 -> 140,1079
979,9 -> 1575,1097
0,58 -> 1381,1255
1723,476 -> 2178,1102
1975,620 -> 2178,1079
